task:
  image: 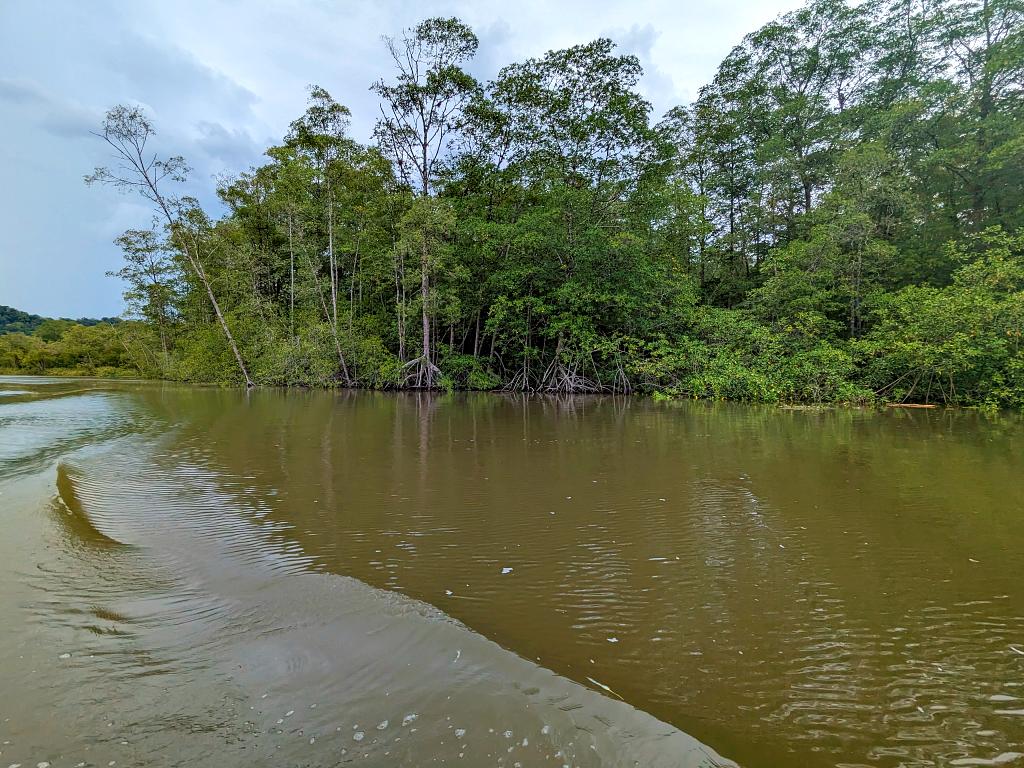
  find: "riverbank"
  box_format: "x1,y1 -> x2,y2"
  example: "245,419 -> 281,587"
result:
4,368 -> 1015,415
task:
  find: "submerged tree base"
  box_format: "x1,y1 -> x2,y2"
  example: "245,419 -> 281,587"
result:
401,354 -> 443,389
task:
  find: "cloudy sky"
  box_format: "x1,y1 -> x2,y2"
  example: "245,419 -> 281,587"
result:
0,0 -> 803,318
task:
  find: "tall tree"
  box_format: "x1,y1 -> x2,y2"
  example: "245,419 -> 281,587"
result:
107,227 -> 180,360
285,86 -> 357,384
373,17 -> 479,388
86,106 -> 255,387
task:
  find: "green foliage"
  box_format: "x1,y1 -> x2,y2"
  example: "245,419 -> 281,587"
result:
0,321 -> 140,377
0,305 -> 121,336
858,229 -> 1024,407
627,310 -> 870,403
439,353 -> 501,390
0,306 -> 44,335
34,319 -> 76,342
72,1 -> 1024,410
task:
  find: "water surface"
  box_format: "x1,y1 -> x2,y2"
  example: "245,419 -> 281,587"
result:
1,376 -> 1022,767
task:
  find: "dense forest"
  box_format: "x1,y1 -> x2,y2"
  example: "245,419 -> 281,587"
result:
0,305 -> 120,334
0,306 -> 128,375
6,0 -> 1022,407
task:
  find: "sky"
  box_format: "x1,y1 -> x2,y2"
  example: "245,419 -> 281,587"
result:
0,0 -> 804,319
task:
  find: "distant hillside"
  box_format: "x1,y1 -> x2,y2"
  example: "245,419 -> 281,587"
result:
0,305 -> 121,335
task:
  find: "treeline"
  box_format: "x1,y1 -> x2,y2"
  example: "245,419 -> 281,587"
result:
0,307 -> 133,376
0,317 -> 137,376
82,0 -> 1022,407
0,305 -> 120,335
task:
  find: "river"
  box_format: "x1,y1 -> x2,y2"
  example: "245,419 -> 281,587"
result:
1,376 -> 1022,768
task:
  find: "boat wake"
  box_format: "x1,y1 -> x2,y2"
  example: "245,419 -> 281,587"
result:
52,442 -> 737,767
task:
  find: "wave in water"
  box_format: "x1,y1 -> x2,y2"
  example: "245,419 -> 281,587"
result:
50,445 -> 737,768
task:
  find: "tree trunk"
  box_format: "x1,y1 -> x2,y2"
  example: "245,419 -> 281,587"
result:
349,234 -> 361,333
473,309 -> 481,358
288,213 -> 295,340
328,193 -> 338,332
194,251 -> 254,388
420,233 -> 433,387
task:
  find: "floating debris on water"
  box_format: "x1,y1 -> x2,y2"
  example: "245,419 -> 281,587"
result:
586,676 -> 625,700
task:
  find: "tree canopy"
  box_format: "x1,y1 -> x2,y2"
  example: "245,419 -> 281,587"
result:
53,1 -> 1024,409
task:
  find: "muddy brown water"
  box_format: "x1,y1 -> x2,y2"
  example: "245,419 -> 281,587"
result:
1,376 -> 1022,768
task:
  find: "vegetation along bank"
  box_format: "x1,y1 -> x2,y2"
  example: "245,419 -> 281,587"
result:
4,0 -> 1022,408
